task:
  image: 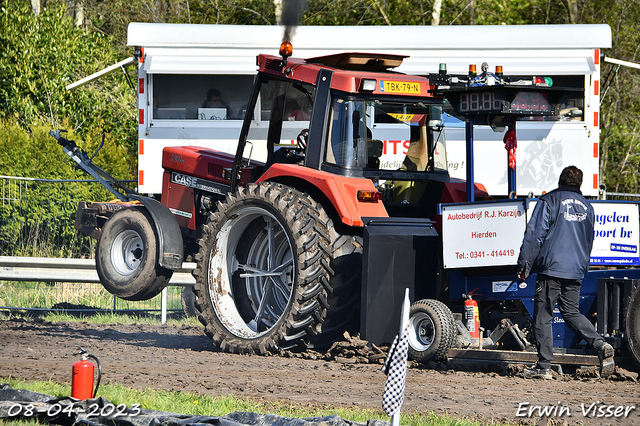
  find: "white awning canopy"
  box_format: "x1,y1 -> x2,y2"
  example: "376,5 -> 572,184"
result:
142,54 -> 257,75
140,49 -> 596,76
68,24 -> 613,87
129,23 -> 609,76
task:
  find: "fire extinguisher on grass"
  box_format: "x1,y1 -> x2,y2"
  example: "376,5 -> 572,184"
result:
72,345 -> 101,400
463,294 -> 480,339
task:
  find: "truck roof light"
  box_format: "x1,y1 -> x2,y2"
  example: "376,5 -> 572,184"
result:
360,79 -> 377,92
279,41 -> 293,59
357,190 -> 382,202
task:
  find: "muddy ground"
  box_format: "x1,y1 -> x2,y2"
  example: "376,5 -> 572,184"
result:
1,318 -> 640,425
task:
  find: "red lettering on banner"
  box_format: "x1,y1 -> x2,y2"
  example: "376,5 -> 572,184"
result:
389,140 -> 402,154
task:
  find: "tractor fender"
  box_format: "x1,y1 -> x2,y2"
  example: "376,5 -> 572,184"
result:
256,163 -> 388,227
128,195 -> 184,270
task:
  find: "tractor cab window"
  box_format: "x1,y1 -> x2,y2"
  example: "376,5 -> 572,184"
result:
325,97 -> 447,173
260,80 -> 314,123
244,77 -> 315,165
325,97 -> 448,212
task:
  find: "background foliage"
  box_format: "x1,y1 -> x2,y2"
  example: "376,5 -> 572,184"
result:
0,0 -> 639,192
0,120 -> 134,257
0,3 -> 138,177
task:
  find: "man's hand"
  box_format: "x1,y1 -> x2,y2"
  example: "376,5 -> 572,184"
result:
518,269 -> 527,281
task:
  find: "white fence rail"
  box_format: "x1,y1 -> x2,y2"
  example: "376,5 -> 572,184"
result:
0,256 -> 196,323
0,176 -> 198,322
0,256 -> 196,285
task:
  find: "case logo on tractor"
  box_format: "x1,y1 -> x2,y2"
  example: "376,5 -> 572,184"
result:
170,172 -> 227,195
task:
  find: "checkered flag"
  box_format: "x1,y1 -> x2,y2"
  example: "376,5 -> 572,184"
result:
381,323 -> 410,416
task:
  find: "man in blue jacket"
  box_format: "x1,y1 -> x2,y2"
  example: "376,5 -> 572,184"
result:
517,165 -> 614,379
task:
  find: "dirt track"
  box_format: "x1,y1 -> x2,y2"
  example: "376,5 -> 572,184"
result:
2,318 -> 640,425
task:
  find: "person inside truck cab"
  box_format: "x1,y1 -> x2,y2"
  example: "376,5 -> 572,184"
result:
201,88 -> 231,117
202,88 -> 228,109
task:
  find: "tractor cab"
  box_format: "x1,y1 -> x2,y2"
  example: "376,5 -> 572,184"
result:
232,43 -> 450,219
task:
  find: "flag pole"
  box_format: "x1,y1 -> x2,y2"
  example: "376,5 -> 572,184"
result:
391,288 -> 410,426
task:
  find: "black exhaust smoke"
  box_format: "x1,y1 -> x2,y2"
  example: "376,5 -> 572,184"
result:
280,0 -> 309,42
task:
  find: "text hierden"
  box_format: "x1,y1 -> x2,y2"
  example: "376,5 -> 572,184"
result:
471,231 -> 497,239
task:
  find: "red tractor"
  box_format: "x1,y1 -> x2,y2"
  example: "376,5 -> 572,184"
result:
54,43 -> 640,376
54,43 -> 479,356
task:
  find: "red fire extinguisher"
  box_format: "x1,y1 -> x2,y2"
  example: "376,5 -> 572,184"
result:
463,294 -> 480,339
72,345 -> 101,400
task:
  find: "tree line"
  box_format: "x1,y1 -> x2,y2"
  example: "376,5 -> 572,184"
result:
0,0 -> 639,193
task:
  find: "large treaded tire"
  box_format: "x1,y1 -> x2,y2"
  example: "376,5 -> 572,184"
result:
193,183 -> 357,354
407,299 -> 456,363
96,208 -> 173,301
625,285 -> 640,364
309,228 -> 362,350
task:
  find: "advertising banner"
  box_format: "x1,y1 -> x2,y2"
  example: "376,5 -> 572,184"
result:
591,202 -> 640,266
441,200 -> 527,269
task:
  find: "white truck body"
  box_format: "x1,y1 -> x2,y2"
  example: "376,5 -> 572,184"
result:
125,23 -> 610,196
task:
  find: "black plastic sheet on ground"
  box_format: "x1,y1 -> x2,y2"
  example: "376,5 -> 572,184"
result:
0,384 -> 390,426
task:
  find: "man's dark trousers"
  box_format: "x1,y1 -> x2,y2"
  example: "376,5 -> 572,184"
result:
533,274 -> 604,369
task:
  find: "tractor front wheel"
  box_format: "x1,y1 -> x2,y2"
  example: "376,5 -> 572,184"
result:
96,208 -> 172,301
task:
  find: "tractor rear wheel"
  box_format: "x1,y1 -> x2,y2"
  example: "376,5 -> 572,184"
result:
181,286 -> 198,317
625,285 -> 640,364
193,183 -> 355,354
96,208 -> 172,301
309,228 -> 362,350
407,299 -> 456,363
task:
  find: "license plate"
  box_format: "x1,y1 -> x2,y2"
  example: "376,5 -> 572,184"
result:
380,81 -> 421,94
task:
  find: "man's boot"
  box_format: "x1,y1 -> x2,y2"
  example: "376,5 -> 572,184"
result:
596,342 -> 615,377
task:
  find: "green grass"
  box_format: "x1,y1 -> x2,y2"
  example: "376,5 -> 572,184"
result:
0,281 -> 185,313
36,311 -> 202,326
0,378 -> 489,426
0,315 -> 503,426
1,310 -> 202,327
